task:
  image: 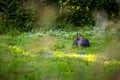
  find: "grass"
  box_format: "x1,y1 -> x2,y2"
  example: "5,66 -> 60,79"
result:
0,27 -> 120,80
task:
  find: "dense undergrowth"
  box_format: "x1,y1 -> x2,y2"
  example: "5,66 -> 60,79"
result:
0,26 -> 120,80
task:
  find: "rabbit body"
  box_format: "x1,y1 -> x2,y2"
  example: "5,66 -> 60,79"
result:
73,33 -> 90,47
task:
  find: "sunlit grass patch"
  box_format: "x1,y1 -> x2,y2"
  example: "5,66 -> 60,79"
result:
80,54 -> 96,62
104,60 -> 120,65
53,50 -> 96,62
9,46 -> 25,55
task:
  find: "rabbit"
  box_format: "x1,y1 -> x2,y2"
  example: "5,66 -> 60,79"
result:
73,33 -> 90,47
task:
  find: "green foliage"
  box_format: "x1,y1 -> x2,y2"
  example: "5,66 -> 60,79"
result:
0,0 -> 34,34
0,0 -> 119,33
57,0 -> 119,27
42,0 -> 59,5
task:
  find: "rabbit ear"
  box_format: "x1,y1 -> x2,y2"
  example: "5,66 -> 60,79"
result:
77,32 -> 79,36
77,32 -> 80,36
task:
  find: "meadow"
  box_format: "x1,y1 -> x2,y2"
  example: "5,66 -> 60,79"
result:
0,0 -> 120,80
0,26 -> 120,80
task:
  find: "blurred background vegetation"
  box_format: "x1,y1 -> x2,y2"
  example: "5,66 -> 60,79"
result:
0,0 -> 119,34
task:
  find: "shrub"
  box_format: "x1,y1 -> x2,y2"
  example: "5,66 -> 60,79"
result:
0,0 -> 34,34
58,0 -> 119,27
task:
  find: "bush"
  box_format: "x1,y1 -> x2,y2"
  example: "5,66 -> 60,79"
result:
0,0 -> 34,34
58,0 -> 119,27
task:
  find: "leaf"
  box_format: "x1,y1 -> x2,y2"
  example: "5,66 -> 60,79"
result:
0,0 -> 8,6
